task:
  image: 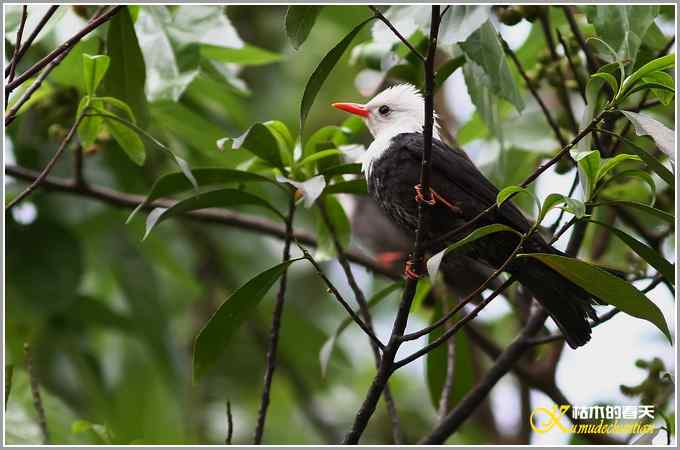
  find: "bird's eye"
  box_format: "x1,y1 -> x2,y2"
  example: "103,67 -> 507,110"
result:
378,105 -> 391,116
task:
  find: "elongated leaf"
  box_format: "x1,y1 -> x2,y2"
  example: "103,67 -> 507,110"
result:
596,154 -> 642,184
104,114 -> 146,165
324,179 -> 367,195
539,193 -> 587,223
605,134 -> 674,185
459,20 -> 524,112
620,54 -> 675,97
200,44 -> 282,65
572,150 -> 601,200
144,188 -> 284,240
620,111 -> 675,162
439,5 -> 491,45
587,220 -> 674,284
519,253 -> 672,343
95,96 -> 136,122
320,163 -> 362,178
641,71 -> 675,105
591,200 -> 674,224
435,55 -> 465,88
82,54 -> 110,96
426,302 -> 474,414
285,6 -> 324,50
496,185 -> 539,211
103,7 -> 149,127
319,282 -> 402,378
590,72 -> 619,98
295,149 -> 343,169
225,123 -> 284,168
76,97 -> 103,148
264,120 -> 295,153
595,169 -> 656,206
300,17 -> 375,132
128,168 -> 283,223
193,259 -> 301,381
427,224 -> 522,283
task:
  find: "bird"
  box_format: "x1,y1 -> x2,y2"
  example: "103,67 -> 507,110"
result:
332,83 -> 597,348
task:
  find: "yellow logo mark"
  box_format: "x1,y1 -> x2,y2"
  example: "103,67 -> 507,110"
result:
530,405 -> 572,434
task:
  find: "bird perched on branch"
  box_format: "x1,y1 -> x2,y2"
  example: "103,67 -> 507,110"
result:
333,84 -> 597,348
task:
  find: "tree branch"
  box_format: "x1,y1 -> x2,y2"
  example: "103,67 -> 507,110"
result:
4,6 -> 59,78
5,114 -> 84,210
225,400 -> 233,445
561,6 -> 598,73
6,6 -> 28,92
368,6 -> 425,62
342,7 -> 441,443
253,190 -> 296,444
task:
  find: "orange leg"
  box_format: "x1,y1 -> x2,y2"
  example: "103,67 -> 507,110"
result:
414,184 -> 463,215
404,258 -> 422,280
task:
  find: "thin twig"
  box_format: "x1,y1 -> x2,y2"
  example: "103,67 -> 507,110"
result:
225,401 -> 233,444
561,6 -> 598,73
437,297 -> 457,418
556,29 -> 586,102
525,308 -> 620,346
502,36 -> 567,147
299,245 -> 385,350
342,7 -> 441,444
7,6 -> 28,93
419,309 -> 548,444
5,6 -> 59,78
24,342 -> 49,444
538,10 -> 579,134
368,6 -> 425,62
6,5 -> 123,94
4,164 -> 397,280
253,191 -> 296,444
5,114 -> 84,210
318,204 -> 403,444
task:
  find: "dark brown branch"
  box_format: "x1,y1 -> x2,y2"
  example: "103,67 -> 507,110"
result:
502,37 -> 567,148
419,309 -> 548,444
5,114 -> 84,210
225,401 -> 233,445
4,164 -> 397,280
561,6 -> 598,73
538,10 -> 579,134
7,6 -> 28,92
318,204 -> 403,444
342,7 -> 441,444
253,191 -> 296,444
368,6 -> 425,62
556,29 -> 586,102
4,6 -> 59,78
5,6 -> 123,94
24,342 -> 50,444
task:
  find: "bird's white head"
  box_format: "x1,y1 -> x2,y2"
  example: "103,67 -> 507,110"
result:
332,84 -> 440,175
332,84 -> 440,141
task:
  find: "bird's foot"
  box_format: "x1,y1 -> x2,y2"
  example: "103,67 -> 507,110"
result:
414,184 -> 463,215
403,257 -> 423,280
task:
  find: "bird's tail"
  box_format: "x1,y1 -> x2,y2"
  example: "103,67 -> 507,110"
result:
512,258 -> 597,348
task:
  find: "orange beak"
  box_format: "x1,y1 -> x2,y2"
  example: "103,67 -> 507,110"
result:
332,102 -> 369,117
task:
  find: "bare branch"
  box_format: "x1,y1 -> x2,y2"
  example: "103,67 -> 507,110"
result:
4,6 -> 59,78
6,6 -> 28,91
368,6 -> 425,62
253,191 -> 296,444
225,401 -> 233,445
561,6 -> 598,73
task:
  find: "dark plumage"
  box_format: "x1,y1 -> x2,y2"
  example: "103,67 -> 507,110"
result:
368,133 -> 597,348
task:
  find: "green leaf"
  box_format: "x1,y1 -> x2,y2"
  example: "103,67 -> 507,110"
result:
496,185 -> 539,211
103,7 -> 149,127
539,193 -> 587,223
427,224 -> 522,284
143,188 -> 284,240
314,195 -> 350,261
590,72 -> 619,98
459,20 -> 524,112
438,5 -> 491,45
572,150 -> 601,200
128,168 -> 283,223
602,133 -> 674,186
462,58 -> 500,139
94,96 -> 136,122
641,71 -> 675,105
264,120 -> 295,153
518,253 -> 672,343
594,169 -> 656,206
619,54 -> 675,98
193,259 -> 301,381
224,123 -> 284,168
595,153 -> 642,184
295,149 -> 343,169
82,54 -> 110,96
324,179 -> 368,196
104,113 -> 146,166
584,5 -> 659,67
586,220 -> 674,284
426,302 -> 474,414
320,162 -> 362,178
302,126 -> 346,161
319,282 -> 402,378
620,111 -> 675,162
285,6 -> 324,50
300,17 -> 375,132
76,97 -> 103,148
435,55 -> 465,88
591,200 -> 674,224
200,44 -> 282,65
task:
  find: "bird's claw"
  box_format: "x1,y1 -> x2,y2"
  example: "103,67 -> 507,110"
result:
403,258 -> 422,280
414,184 -> 436,205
